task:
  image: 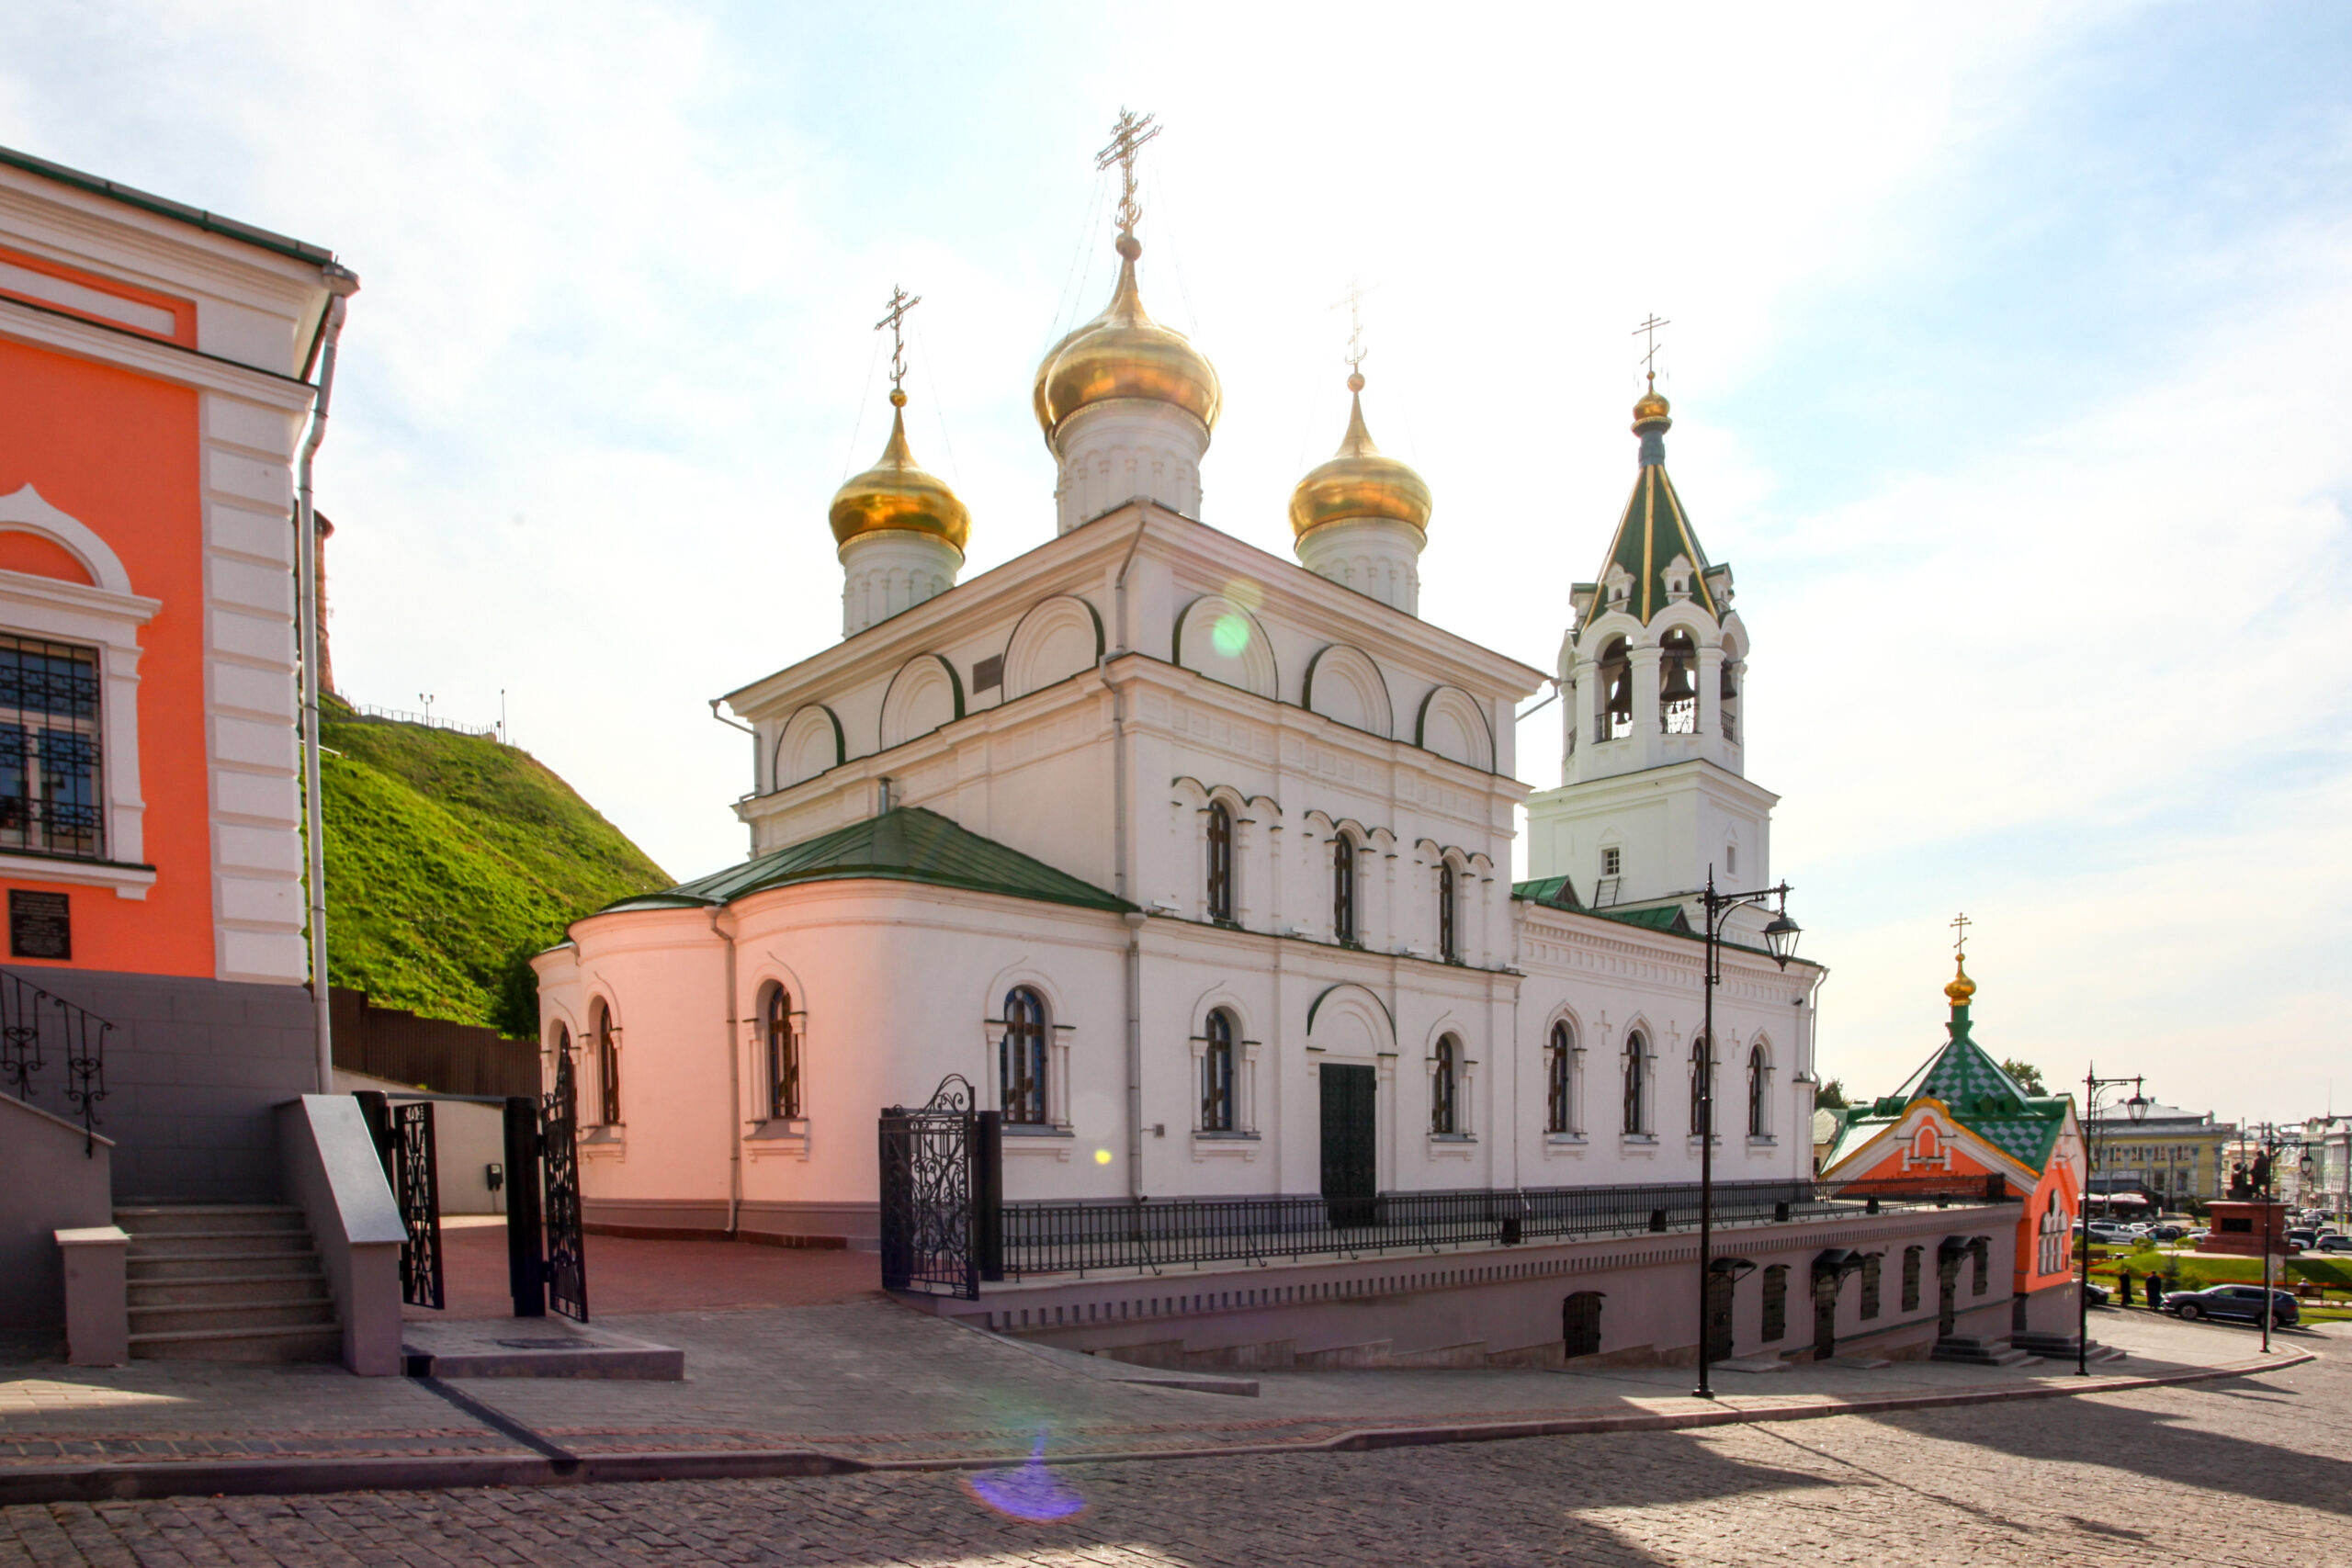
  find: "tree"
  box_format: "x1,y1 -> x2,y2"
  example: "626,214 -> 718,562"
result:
489,938 -> 549,1042
1815,1078 -> 1849,1111
2001,1058 -> 2047,1095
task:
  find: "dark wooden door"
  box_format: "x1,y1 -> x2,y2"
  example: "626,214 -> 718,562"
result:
1704,1270 -> 1736,1363
1563,1292 -> 1604,1359
1813,1268 -> 1841,1360
1938,1248 -> 1961,1336
1319,1065 -> 1376,1227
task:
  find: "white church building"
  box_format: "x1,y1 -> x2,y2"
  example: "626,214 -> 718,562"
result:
533,127 -> 2030,1370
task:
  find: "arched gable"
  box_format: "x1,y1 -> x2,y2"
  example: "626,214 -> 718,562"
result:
1301,643 -> 1393,738
1305,981 -> 1394,1057
1414,684 -> 1494,770
1002,594 -> 1103,699
879,654 -> 964,750
1173,592 -> 1277,700
0,484 -> 132,592
773,704 -> 845,790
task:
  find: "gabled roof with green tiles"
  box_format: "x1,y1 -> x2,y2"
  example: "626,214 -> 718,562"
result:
599,806 -> 1132,917
1510,874 -> 1584,911
1594,903 -> 1694,935
1824,1006 -> 2072,1175
1581,395 -> 1721,629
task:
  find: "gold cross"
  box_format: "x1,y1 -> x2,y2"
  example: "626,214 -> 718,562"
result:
1951,911 -> 1971,957
874,285 -> 922,396
1331,276 -> 1377,375
1097,107 -> 1162,240
1633,313 -> 1670,378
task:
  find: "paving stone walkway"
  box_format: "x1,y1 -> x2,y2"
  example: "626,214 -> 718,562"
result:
0,1299 -> 2317,1469
2,1319 -> 2344,1566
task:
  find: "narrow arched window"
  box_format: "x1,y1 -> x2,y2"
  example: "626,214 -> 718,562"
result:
1438,862 -> 1459,963
1332,834 -> 1357,945
1599,637 -> 1633,741
1623,1032 -> 1647,1134
1660,628 -> 1698,734
1747,1044 -> 1769,1138
1001,987 -> 1049,1124
1719,652 -> 1741,741
1546,1021 -> 1575,1134
592,999 -> 620,1125
1202,1009 -> 1236,1133
1689,1033 -> 1711,1137
1205,802 -> 1234,923
1431,1034 -> 1460,1134
763,985 -> 800,1121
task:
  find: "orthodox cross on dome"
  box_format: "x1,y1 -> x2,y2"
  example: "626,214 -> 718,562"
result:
874,285 -> 922,403
1950,910 -> 1971,958
1097,107 -> 1161,242
1633,313 -> 1670,381
1331,276 -> 1377,386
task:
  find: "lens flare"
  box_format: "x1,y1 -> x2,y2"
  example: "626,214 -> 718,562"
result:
1094,1147 -> 1113,1165
964,1430 -> 1087,1523
1211,613 -> 1251,658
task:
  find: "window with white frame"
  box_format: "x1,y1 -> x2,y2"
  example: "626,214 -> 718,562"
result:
1601,845 -> 1622,878
1623,1032 -> 1648,1134
762,983 -> 800,1120
1546,1021 -> 1576,1134
1431,1034 -> 1462,1134
1205,801 -> 1235,923
1331,833 -> 1358,945
1001,986 -> 1049,1124
0,634 -> 103,860
591,998 -> 621,1126
1438,861 -> 1459,963
1747,1043 -> 1770,1137
1201,1008 -> 1237,1132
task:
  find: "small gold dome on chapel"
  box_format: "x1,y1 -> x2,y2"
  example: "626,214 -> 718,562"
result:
1944,955 -> 1977,1009
1287,374 -> 1433,540
1033,235 -> 1222,448
1632,374 -> 1672,430
828,390 -> 971,552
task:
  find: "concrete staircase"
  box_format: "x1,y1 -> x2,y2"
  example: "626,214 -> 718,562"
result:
2010,1329 -> 2127,1364
117,1205 -> 341,1362
1930,1334 -> 2041,1368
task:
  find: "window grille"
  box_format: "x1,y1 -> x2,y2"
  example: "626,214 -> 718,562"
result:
1430,1035 -> 1459,1135
1623,1032 -> 1646,1134
1747,1044 -> 1769,1136
1201,1009 -> 1235,1133
0,636 -> 103,860
1331,836 -> 1356,944
592,1001 -> 620,1126
1762,1264 -> 1788,1340
1001,987 -> 1048,1124
1205,803 -> 1234,923
1860,1253 -> 1882,1318
1438,862 -> 1458,962
1546,1021 -> 1574,1134
763,986 -> 799,1120
1903,1246 -> 1922,1312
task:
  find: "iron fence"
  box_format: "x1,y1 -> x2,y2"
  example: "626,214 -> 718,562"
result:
997,1172 -> 2011,1279
0,967 -> 110,1152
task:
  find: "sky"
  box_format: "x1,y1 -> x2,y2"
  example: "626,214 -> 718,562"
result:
5,2 -> 2346,1124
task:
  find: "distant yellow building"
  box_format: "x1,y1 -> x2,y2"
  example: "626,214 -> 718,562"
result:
2084,1100 -> 2236,1208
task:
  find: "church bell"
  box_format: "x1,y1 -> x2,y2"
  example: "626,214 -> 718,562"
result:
1659,657 -> 1697,705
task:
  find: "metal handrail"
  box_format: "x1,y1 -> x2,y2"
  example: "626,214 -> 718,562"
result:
0,967 -> 111,1154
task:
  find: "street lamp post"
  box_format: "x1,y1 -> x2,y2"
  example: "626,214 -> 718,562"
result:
2077,1067 -> 2147,1375
2248,1120 -> 2286,1356
1693,868 -> 1800,1400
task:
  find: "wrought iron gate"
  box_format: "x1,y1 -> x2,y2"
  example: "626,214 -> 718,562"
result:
879,1075 -> 1001,1299
355,1091 -> 445,1310
1318,1064 -> 1377,1228
541,1042 -> 588,1322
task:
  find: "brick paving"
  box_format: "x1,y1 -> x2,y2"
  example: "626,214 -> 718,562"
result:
2,1323 -> 2342,1565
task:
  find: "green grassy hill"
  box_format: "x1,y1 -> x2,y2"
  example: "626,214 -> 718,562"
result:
318,695 -> 671,1032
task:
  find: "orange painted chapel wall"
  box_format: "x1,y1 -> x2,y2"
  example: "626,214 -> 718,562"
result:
0,338 -> 213,976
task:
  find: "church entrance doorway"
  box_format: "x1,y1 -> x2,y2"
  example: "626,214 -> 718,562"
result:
1937,1240 -> 1964,1336
1318,1064 -> 1377,1227
1563,1291 -> 1604,1359
1810,1249 -> 1854,1361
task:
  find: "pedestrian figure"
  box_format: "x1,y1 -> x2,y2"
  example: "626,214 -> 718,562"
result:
2116,1266 -> 2133,1306
2145,1274 -> 2164,1310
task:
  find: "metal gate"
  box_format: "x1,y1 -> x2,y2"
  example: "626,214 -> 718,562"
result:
879,1074 -> 1000,1299
354,1091 -> 444,1310
541,1041 -> 588,1322
1318,1064 -> 1377,1228
1562,1291 -> 1605,1359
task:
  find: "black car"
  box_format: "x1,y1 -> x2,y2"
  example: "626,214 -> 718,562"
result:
2165,1284 -> 2298,1327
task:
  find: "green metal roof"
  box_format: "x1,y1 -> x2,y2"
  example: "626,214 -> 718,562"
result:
601,806 -> 1132,916
1585,434 -> 1721,628
1593,903 -> 1694,934
0,143 -> 335,265
1510,874 -> 1584,910
1826,1007 -> 2070,1173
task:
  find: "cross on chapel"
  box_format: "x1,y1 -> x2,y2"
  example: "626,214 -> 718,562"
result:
874,285 -> 921,396
1097,108 -> 1161,239
1633,313 -> 1670,378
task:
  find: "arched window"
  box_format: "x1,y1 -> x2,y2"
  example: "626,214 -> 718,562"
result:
1332,834 -> 1357,945
1623,1032 -> 1647,1134
592,999 -> 620,1126
1205,802 -> 1235,923
1431,1034 -> 1460,1134
1719,653 -> 1741,741
1000,987 -> 1049,1124
1598,637 -> 1633,741
1546,1021 -> 1575,1134
1659,628 -> 1698,734
1747,1044 -> 1769,1137
1202,1009 -> 1236,1132
763,984 -> 800,1121
1689,1034 -> 1711,1137
1437,862 -> 1458,963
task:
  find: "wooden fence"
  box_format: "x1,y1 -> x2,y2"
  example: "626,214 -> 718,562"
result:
330,987 -> 537,1098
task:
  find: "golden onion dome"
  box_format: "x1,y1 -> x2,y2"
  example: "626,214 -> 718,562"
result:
1632,373 -> 1672,432
1944,955 -> 1977,1010
1033,235 -> 1221,449
828,391 -> 970,552
1288,373 -> 1433,539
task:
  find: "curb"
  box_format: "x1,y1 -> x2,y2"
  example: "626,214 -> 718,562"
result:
0,1348 -> 2310,1506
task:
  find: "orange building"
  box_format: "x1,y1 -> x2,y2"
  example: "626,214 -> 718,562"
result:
0,146 -> 352,1201
1817,957 -> 2086,1342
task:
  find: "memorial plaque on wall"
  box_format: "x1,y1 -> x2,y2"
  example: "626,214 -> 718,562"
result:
8,889 -> 70,960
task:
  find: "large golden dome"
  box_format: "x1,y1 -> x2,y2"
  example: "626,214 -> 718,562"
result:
828,392 -> 970,552
1033,235 -> 1221,449
1288,374 -> 1432,539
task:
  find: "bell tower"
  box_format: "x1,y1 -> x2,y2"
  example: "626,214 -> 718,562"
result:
1523,350 -> 1778,910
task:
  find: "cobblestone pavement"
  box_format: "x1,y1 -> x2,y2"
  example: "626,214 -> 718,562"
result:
0,1302 -> 2295,1467
1,1324 -> 2342,1565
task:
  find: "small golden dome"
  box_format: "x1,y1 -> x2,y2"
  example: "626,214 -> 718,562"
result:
1632,373 -> 1671,431
1288,377 -> 1432,539
1033,237 -> 1221,449
1944,955 -> 1977,1009
828,392 -> 970,552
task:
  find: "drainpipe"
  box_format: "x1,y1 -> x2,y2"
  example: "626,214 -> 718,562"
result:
298,265 -> 360,1094
713,906 -> 743,1235
1097,508 -> 1151,1200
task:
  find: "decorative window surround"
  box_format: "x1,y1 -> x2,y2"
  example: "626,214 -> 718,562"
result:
1191,1129 -> 1260,1162
1004,1122 -> 1074,1161
746,1117 -> 812,1161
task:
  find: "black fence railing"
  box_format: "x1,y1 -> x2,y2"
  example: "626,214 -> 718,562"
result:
997,1173 -> 2012,1279
0,967 -> 111,1153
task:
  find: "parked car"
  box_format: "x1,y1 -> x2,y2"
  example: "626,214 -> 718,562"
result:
2150,1223 -> 2188,1242
2084,1282 -> 2111,1307
2287,1229 -> 2318,1250
2316,1235 -> 2352,1254
2188,1228 -> 2211,1244
2165,1285 -> 2299,1327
